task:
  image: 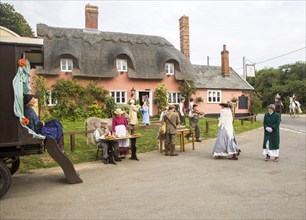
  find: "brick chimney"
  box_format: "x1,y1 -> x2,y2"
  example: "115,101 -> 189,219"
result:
85,4 -> 99,29
179,15 -> 190,60
221,45 -> 230,77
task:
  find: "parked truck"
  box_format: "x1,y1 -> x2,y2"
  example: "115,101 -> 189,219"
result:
0,27 -> 82,199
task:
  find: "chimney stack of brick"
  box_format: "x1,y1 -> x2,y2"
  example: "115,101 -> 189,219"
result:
85,4 -> 99,29
179,15 -> 190,60
221,45 -> 230,77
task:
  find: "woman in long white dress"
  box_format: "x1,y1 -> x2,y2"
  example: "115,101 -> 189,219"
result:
212,101 -> 240,160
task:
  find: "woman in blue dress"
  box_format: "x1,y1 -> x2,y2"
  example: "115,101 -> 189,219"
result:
141,101 -> 150,125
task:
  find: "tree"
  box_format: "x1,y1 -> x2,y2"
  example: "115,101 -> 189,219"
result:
179,80 -> 196,107
0,2 -> 34,37
153,84 -> 168,115
247,61 -> 306,111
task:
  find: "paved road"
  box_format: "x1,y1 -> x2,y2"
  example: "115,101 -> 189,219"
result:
1,115 -> 305,220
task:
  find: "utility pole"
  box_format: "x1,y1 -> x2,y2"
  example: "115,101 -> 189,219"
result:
243,57 -> 246,80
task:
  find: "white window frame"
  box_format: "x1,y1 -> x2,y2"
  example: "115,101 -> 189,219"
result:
165,63 -> 174,75
168,92 -> 181,104
116,59 -> 128,72
207,90 -> 221,103
110,90 -> 127,104
60,58 -> 73,72
44,90 -> 57,106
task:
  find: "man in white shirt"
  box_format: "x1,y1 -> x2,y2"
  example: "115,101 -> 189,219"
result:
94,120 -> 119,165
179,97 -> 186,125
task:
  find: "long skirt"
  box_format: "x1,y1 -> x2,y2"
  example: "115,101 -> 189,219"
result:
212,127 -> 238,157
263,140 -> 279,157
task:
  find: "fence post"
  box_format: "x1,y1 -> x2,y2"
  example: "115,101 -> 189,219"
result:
70,134 -> 75,152
206,121 -> 209,134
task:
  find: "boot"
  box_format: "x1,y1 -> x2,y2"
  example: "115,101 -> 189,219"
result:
102,157 -> 108,164
170,144 -> 178,156
108,156 -> 117,165
164,143 -> 169,156
129,146 -> 139,161
228,154 -> 238,160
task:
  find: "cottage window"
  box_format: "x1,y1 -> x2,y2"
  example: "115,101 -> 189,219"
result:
110,91 -> 127,104
168,92 -> 181,104
165,63 -> 174,75
60,59 -> 73,72
116,59 -> 128,72
45,90 -> 57,106
207,90 -> 221,103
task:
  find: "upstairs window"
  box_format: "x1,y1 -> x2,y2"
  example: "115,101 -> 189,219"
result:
60,58 -> 73,72
110,91 -> 127,104
207,90 -> 221,103
116,59 -> 128,72
165,63 -> 174,75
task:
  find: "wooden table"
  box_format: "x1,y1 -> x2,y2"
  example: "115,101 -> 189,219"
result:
97,135 -> 142,160
159,129 -> 195,153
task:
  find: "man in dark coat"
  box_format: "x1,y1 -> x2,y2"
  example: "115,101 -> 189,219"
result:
263,104 -> 281,162
162,104 -> 180,156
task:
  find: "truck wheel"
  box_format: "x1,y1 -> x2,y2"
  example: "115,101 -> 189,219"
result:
1,156 -> 20,175
0,162 -> 11,199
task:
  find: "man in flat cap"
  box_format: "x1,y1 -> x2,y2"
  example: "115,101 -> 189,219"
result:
162,104 -> 180,156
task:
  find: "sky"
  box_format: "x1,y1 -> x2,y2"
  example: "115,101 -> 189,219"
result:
3,0 -> 305,76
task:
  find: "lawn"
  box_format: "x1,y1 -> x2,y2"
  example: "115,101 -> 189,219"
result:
18,117 -> 262,173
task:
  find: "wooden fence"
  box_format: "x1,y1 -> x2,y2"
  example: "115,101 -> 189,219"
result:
205,115 -> 256,134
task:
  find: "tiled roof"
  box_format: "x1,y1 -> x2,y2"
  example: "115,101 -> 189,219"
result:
192,65 -> 254,90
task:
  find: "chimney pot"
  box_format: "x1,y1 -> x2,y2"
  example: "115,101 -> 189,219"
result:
179,15 -> 190,60
85,4 -> 99,29
221,44 -> 230,77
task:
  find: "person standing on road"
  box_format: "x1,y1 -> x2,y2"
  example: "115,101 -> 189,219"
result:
212,101 -> 240,160
162,104 -> 180,156
263,104 -> 281,162
185,104 -> 204,142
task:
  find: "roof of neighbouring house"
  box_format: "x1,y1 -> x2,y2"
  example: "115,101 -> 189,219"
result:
36,24 -> 195,80
192,65 -> 254,90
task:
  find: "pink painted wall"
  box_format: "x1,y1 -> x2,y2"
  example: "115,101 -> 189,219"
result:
30,69 -> 252,116
191,90 -> 251,115
31,70 -> 181,115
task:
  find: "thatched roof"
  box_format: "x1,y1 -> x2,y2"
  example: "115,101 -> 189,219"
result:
36,24 -> 195,80
192,65 -> 254,90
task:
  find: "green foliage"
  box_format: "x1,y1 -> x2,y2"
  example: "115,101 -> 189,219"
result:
33,79 -> 111,121
105,97 -> 116,118
0,2 -> 34,37
153,83 -> 168,115
196,96 -> 204,103
32,76 -> 47,107
250,92 -> 263,115
180,80 -> 196,106
247,61 -> 306,111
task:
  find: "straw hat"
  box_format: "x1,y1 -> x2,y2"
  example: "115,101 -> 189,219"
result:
219,101 -> 230,107
114,108 -> 125,115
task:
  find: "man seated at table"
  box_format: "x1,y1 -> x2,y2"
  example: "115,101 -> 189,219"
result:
94,120 -> 121,165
